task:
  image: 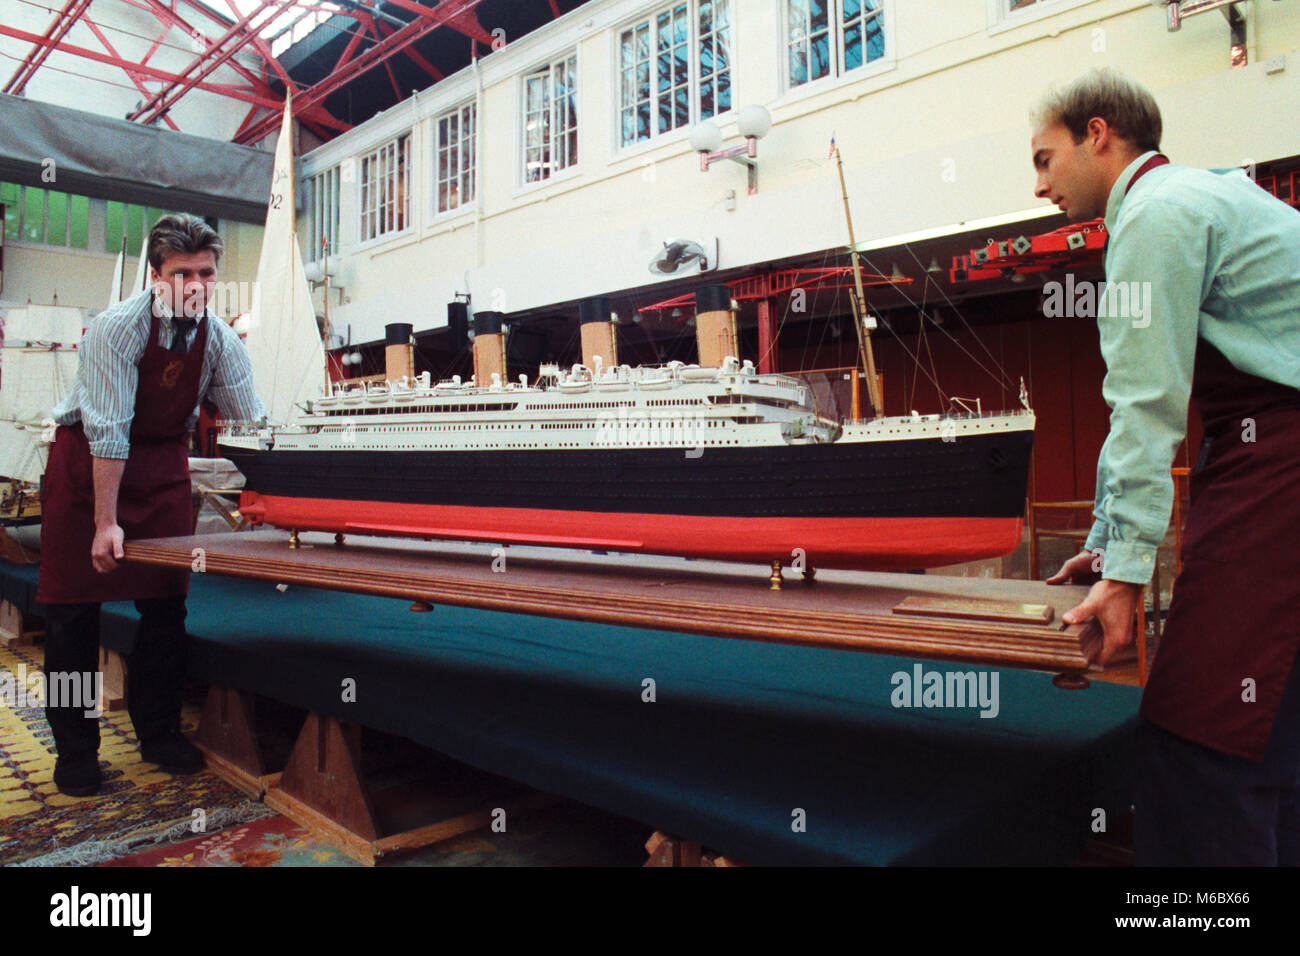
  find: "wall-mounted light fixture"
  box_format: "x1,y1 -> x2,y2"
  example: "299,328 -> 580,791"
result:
689,105 -> 773,196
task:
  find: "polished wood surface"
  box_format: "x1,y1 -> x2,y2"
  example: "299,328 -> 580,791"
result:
125,531 -> 1105,678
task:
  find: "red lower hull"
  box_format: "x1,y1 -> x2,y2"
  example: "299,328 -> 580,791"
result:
238,493 -> 1024,571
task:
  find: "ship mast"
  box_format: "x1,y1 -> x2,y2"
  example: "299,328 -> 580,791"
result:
832,142 -> 884,421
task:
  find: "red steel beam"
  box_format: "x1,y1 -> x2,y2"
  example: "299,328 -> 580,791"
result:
82,17 -> 181,131
0,21 -> 290,110
233,0 -> 489,145
3,0 -> 95,95
129,0 -> 282,123
138,0 -> 284,98
374,17 -> 444,82
380,0 -> 494,46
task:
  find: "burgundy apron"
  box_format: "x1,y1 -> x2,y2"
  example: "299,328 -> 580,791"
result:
37,309 -> 208,604
1139,340 -> 1300,760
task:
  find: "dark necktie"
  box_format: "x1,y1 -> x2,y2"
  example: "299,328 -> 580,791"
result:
171,318 -> 197,355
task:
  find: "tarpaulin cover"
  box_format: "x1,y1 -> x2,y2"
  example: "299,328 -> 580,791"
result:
6,563 -> 1140,865
0,93 -> 278,223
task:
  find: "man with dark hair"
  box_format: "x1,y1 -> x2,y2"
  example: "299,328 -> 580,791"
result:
39,212 -> 266,796
1033,68 -> 1300,865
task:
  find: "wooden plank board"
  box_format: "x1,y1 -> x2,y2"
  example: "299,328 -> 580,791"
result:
124,531 -> 1103,678
892,595 -> 1054,626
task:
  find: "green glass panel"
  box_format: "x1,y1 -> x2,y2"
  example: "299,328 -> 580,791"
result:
46,191 -> 67,246
68,194 -> 89,250
105,201 -> 125,253
22,187 -> 43,242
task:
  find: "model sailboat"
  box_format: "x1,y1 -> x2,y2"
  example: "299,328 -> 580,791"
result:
242,95 -> 327,427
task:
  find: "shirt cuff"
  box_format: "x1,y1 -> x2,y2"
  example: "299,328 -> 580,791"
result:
1099,538 -> 1157,585
87,439 -> 131,460
1084,519 -> 1109,554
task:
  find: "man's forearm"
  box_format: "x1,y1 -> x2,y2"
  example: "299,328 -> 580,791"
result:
92,457 -> 127,529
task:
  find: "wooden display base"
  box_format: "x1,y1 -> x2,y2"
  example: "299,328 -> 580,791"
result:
126,531 -> 1106,682
0,600 -> 41,648
263,714 -> 554,865
194,684 -> 268,798
97,647 -> 127,712
644,831 -> 748,867
193,683 -> 553,865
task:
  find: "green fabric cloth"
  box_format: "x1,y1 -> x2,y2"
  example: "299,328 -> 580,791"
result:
9,561 -> 1141,865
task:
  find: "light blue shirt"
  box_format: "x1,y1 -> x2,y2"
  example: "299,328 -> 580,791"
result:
52,287 -> 267,459
1085,150 -> 1300,583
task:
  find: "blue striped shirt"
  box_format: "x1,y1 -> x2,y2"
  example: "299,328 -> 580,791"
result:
52,287 -> 267,459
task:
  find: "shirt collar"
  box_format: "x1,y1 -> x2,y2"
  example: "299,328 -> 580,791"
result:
1104,149 -> 1161,234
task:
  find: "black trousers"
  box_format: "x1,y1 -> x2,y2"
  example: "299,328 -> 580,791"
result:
1135,647 -> 1300,866
42,596 -> 190,760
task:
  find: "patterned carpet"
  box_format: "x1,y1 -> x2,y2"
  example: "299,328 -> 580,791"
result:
0,642 -> 263,865
2,642 -> 652,866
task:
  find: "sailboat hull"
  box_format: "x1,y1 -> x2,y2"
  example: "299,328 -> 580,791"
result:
221,428 -> 1034,571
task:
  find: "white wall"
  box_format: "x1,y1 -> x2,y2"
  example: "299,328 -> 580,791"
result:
284,0 -> 1298,343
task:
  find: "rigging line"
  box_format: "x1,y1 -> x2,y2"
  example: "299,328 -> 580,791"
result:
856,247 -> 1012,392
900,242 -> 1013,387
855,273 -> 949,403
915,279 -> 946,408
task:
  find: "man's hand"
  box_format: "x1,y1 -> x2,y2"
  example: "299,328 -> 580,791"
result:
1061,578 -> 1143,665
1046,549 -> 1103,587
91,524 -> 125,574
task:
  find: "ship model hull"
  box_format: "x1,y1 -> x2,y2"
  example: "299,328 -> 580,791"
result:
222,428 -> 1034,571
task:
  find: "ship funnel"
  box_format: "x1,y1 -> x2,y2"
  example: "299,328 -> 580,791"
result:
472,311 -> 506,387
385,323 -> 414,383
578,296 -> 618,372
693,284 -> 738,369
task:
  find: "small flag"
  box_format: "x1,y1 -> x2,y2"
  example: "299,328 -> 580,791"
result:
829,134 -> 838,158
1019,376 -> 1030,409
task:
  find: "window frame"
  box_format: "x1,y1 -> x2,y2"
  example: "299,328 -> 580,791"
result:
306,165 -> 341,262
519,52 -> 581,191
776,0 -> 894,102
986,0 -> 1097,35
356,131 -> 414,248
431,101 -> 478,222
614,0 -> 736,153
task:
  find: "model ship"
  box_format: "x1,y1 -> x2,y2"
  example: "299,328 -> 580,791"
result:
218,102 -> 1035,573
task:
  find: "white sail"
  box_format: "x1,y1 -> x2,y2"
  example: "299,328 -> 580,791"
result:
4,305 -> 84,345
132,236 -> 149,296
109,245 -> 124,305
0,347 -> 79,423
0,305 -> 80,484
0,424 -> 48,485
244,96 -> 326,426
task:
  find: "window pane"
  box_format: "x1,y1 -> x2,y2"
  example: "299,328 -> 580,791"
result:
22,187 -> 43,242
810,0 -> 828,31
811,31 -> 830,80
105,200 -> 124,252
125,205 -> 146,252
68,194 -> 89,250
845,22 -> 862,71
1,183 -> 20,242
46,190 -> 67,246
